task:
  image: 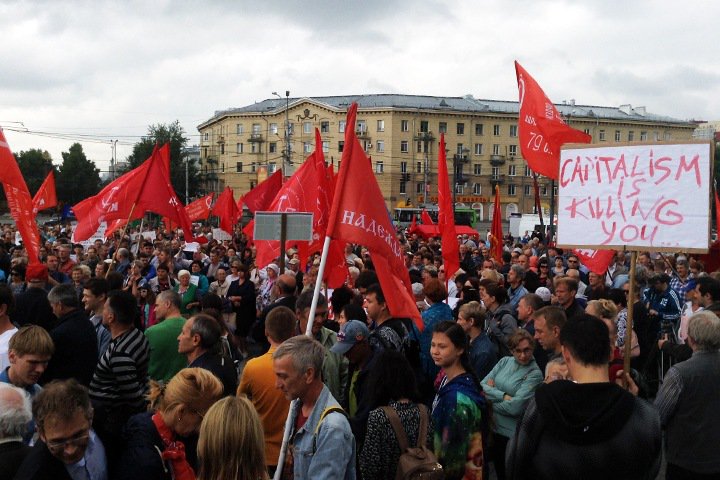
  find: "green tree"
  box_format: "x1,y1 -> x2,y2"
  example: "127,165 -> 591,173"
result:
126,120 -> 199,202
57,143 -> 101,204
15,149 -> 54,195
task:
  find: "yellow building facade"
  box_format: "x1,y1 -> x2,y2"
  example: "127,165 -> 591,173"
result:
197,95 -> 696,225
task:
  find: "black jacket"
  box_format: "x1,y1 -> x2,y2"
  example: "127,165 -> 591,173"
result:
189,351 -> 238,396
10,286 -> 56,331
506,380 -> 661,480
12,441 -> 72,480
0,440 -> 31,480
42,308 -> 98,386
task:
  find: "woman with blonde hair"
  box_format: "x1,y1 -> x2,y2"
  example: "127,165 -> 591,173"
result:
197,395 -> 268,480
115,368 -> 224,480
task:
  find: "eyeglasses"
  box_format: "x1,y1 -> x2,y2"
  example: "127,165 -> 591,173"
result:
46,431 -> 90,451
513,348 -> 533,355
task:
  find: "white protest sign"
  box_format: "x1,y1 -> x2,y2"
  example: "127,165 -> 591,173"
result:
212,228 -> 232,241
557,142 -> 712,252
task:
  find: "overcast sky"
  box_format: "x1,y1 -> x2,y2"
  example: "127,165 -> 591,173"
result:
1,0 -> 718,173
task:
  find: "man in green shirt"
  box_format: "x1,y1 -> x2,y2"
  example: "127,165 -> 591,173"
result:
144,290 -> 187,382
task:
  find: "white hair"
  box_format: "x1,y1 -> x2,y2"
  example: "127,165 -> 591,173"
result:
0,383 -> 32,438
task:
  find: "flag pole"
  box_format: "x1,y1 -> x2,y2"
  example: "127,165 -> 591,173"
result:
622,251 -> 637,378
106,202 -> 139,278
273,234 -> 333,480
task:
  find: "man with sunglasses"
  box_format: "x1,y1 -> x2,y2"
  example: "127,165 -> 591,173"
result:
14,378 -> 108,480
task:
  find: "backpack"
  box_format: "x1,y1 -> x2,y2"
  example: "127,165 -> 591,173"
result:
381,404 -> 444,480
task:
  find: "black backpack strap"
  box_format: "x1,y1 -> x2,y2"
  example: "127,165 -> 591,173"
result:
381,406 -> 410,451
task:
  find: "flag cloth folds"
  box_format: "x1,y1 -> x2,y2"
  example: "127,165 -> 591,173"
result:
409,214 -> 417,232
32,170 -> 58,215
241,169 -> 283,213
421,209 -> 434,225
0,129 -> 42,263
490,185 -> 503,261
327,103 -> 421,329
515,61 -> 592,179
573,249 -> 616,275
437,134 -> 459,280
212,187 -> 240,235
186,193 -> 215,222
73,144 -> 194,242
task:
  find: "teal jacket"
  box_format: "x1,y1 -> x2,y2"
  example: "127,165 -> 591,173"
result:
481,356 -> 543,438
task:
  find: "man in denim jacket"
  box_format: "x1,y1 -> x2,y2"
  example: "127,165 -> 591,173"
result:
274,335 -> 356,480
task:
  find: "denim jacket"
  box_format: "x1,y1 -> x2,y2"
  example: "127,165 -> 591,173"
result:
291,385 -> 356,480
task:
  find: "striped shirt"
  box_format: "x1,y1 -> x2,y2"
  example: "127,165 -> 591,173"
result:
89,328 -> 149,410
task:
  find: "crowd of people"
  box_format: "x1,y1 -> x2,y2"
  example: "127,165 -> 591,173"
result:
0,221 -> 719,480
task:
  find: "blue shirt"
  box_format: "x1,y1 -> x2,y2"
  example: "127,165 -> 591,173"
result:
65,430 -> 108,480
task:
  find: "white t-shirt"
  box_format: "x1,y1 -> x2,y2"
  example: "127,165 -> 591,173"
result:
0,327 -> 18,371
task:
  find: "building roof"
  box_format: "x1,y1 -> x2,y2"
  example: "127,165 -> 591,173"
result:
198,94 -> 693,129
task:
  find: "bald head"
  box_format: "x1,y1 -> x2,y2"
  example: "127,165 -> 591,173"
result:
277,274 -> 297,295
566,268 -> 580,280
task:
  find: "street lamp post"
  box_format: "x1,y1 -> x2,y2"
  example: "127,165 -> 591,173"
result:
452,148 -> 469,216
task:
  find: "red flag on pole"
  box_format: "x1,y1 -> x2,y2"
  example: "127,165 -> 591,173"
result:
242,169 -> 283,213
421,209 -> 434,225
490,185 -> 503,261
32,171 -> 58,215
212,187 -> 240,235
0,129 -> 42,263
573,249 -> 616,275
186,193 -> 215,222
515,61 -> 592,179
327,103 -> 421,329
409,214 -> 417,232
437,134 -> 460,280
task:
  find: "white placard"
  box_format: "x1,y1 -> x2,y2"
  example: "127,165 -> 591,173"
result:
141,231 -> 156,240
557,143 -> 712,252
253,212 -> 313,241
212,228 -> 232,241
77,221 -> 108,247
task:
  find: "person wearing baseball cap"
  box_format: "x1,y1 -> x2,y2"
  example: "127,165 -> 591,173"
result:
330,320 -> 370,356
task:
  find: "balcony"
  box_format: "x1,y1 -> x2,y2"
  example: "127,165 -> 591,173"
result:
356,129 -> 370,140
490,154 -> 506,166
206,156 -> 218,165
248,133 -> 264,143
413,131 -> 435,142
490,175 -> 505,187
217,136 -> 225,144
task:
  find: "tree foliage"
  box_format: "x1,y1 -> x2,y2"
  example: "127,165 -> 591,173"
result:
57,143 -> 101,204
15,149 -> 54,195
125,121 -> 199,202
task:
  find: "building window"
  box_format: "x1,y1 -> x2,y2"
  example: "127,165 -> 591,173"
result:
475,124 -> 484,136
509,145 -> 518,157
400,181 -> 407,194
401,161 -> 407,173
554,185 -> 558,196
303,142 -> 312,154
541,185 -> 548,196
492,166 -> 500,178
376,161 -> 384,174
376,140 -> 385,153
251,163 -> 257,173
401,120 -> 409,132
236,124 -> 244,135
416,161 -> 422,173
508,165 -> 516,176
356,120 -> 367,133
338,141 -> 344,153
628,131 -> 635,141
492,144 -> 501,155
377,120 -> 385,132
524,185 -> 531,196
525,166 -> 532,177
270,123 -> 278,135
221,163 -> 225,173
236,143 -> 243,154
269,142 -> 277,153
220,143 -> 225,155
474,163 -> 482,175
319,121 -> 329,133
420,120 -> 429,133
473,183 -> 481,195
416,183 -> 424,194
664,132 -> 671,140
363,141 -> 371,152
339,121 -> 346,133
456,143 -> 464,155
322,141 -> 329,153
439,122 -> 447,134
203,147 -> 208,158
303,122 -> 312,134
474,143 -> 483,155
509,125 -> 518,137
251,143 -> 260,154
584,128 -> 590,135
268,162 -> 277,173
401,141 -> 409,153
640,131 -> 648,141
236,162 -> 243,172
507,184 -> 516,196
615,130 -> 621,142
457,123 -> 465,135
204,132 -> 209,141
493,125 -> 501,136
252,123 -> 261,134
598,130 -> 606,141
653,131 -> 660,141
455,184 -> 464,194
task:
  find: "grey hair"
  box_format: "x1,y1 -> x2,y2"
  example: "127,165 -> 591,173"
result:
273,335 -> 325,379
117,247 -> 130,259
295,290 -> 327,313
687,311 -> 720,351
544,356 -> 567,377
0,383 -> 32,438
157,290 -> 182,310
189,314 -> 222,351
47,283 -> 80,308
510,264 -> 526,281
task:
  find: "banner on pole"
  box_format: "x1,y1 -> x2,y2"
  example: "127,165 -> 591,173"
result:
557,142 -> 713,252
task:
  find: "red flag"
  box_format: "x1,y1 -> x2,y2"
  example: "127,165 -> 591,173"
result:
421,209 -> 434,225
515,61 -> 592,179
32,171 -> 58,215
212,187 -> 239,235
437,134 -> 459,281
243,220 -> 255,246
186,193 -> 215,222
490,185 -> 503,261
242,169 -> 283,213
0,129 -> 42,263
409,214 -> 417,232
327,103 -> 421,329
573,249 -> 615,275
